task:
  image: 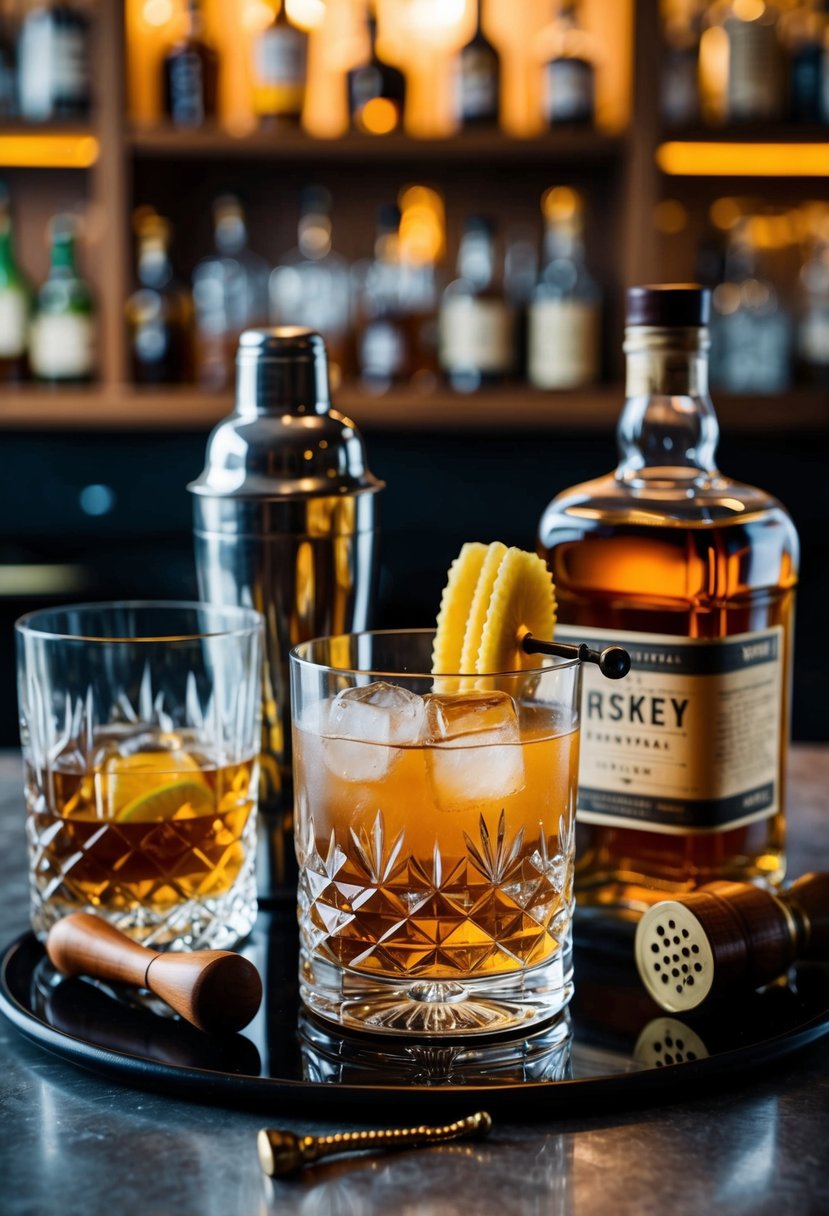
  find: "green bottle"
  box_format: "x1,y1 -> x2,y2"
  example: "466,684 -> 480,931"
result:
0,187 -> 32,384
30,216 -> 95,383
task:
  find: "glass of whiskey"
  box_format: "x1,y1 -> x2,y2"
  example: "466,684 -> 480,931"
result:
17,602 -> 263,950
290,630 -> 581,1036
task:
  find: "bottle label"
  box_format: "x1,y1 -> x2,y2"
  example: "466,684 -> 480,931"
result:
439,296 -> 513,373
555,624 -> 784,834
528,297 -> 599,388
53,27 -> 89,103
18,15 -> 53,120
799,312 -> 829,366
361,318 -> 406,379
255,27 -> 306,84
169,51 -> 205,124
30,313 -> 94,379
0,290 -> 28,358
726,20 -> 782,121
545,59 -> 594,123
456,48 -> 497,120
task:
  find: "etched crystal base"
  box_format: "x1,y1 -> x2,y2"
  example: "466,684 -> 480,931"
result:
299,937 -> 574,1036
29,810 -> 258,951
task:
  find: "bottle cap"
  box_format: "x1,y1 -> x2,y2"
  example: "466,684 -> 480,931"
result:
626,284 -> 711,328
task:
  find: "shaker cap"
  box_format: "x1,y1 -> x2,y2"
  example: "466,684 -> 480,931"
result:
626,284 -> 711,328
188,327 -> 384,501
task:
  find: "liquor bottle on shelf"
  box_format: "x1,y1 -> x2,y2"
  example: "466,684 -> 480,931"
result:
709,218 -> 792,393
782,0 -> 828,123
661,4 -> 702,126
454,0 -> 500,128
542,0 -> 596,127
347,4 -> 406,135
126,210 -> 192,386
713,0 -> 785,123
193,194 -> 269,392
0,185 -> 31,384
251,1 -> 308,128
17,1 -> 91,122
797,228 -> 829,384
162,0 -> 219,129
269,186 -> 351,387
439,215 -> 513,393
0,8 -> 17,120
504,225 -> 538,381
538,285 -> 799,926
29,214 -> 95,383
527,187 -> 600,390
354,203 -> 408,393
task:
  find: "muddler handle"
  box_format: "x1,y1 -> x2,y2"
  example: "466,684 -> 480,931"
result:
46,913 -> 262,1034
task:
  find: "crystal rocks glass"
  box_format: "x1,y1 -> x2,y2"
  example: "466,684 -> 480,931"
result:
17,602 -> 263,950
290,629 -> 581,1036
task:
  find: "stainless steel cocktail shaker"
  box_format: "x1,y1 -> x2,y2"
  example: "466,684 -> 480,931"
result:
189,328 -> 384,901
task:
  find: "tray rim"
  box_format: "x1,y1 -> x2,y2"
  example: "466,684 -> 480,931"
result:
3,930 -> 828,1120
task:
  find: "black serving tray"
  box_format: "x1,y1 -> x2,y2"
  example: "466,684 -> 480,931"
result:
2,911 -> 828,1120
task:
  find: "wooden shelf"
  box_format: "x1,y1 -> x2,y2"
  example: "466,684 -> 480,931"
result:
660,124 -> 829,144
128,125 -> 626,165
0,384 -> 825,433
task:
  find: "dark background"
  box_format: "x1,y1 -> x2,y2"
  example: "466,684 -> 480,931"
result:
1,420 -> 825,746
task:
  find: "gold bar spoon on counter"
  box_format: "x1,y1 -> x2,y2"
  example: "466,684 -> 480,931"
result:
258,1111 -> 493,1177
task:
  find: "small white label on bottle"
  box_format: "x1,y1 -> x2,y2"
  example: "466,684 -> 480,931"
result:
30,314 -> 94,379
255,27 -> 306,87
556,624 -> 784,834
456,48 -> 497,120
54,27 -> 88,102
18,15 -> 53,120
439,296 -> 513,373
545,59 -> 594,123
799,313 -> 829,366
528,298 -> 599,389
0,290 -> 28,358
361,318 -> 406,379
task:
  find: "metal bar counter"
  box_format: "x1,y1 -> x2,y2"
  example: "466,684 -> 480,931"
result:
1,748 -> 828,1216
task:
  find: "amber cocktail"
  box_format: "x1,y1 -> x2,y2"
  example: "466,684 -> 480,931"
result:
291,630 -> 581,1036
17,602 -> 263,950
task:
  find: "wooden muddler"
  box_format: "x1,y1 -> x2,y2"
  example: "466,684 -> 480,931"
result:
46,913 -> 262,1034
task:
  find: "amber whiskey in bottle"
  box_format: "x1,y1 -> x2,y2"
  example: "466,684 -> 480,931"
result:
163,0 -> 219,128
538,285 -> 799,926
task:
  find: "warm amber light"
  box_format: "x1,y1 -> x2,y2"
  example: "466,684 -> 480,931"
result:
0,134 -> 99,168
541,186 -> 581,221
657,142 -> 829,177
286,0 -> 326,31
141,0 -> 174,26
653,199 -> 687,234
357,97 -> 400,136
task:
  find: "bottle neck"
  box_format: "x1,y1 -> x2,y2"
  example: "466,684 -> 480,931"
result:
0,224 -> 12,269
50,235 -> 77,276
457,230 -> 496,289
543,220 -> 584,267
617,325 -> 719,482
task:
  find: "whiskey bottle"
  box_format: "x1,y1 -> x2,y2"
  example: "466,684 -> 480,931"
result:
354,203 -> 408,392
538,285 -> 799,924
542,0 -> 596,127
716,0 -> 784,123
17,1 -> 91,122
439,215 -> 513,392
347,7 -> 405,135
192,194 -> 269,392
126,211 -> 192,385
0,186 -> 31,383
527,186 -> 600,389
162,0 -> 218,128
251,1 -> 308,128
454,0 -> 500,128
30,215 -> 95,383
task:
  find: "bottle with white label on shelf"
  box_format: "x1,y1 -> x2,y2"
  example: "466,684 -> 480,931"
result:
527,186 -> 600,390
454,0 -> 500,128
17,0 -> 91,122
30,215 -> 95,384
537,285 -> 799,927
541,0 -> 596,127
252,0 -> 308,127
0,186 -> 32,384
439,215 -> 513,393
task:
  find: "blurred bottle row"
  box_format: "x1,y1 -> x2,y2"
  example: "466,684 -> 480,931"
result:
4,180 -> 828,394
662,0 -> 829,127
0,0 -> 601,133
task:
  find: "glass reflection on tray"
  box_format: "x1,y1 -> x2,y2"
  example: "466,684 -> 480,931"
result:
19,913 -> 829,1091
